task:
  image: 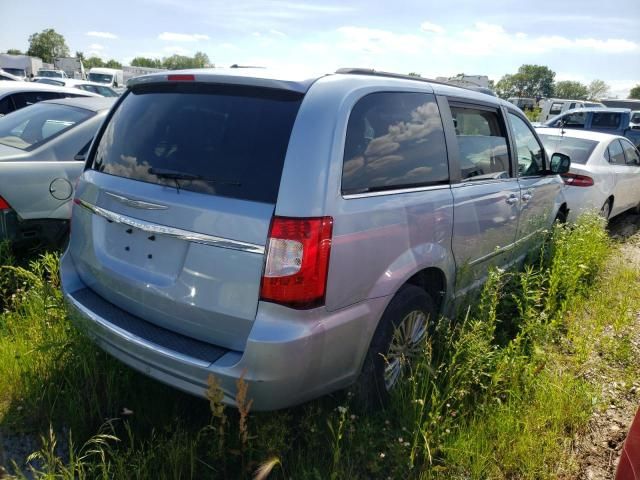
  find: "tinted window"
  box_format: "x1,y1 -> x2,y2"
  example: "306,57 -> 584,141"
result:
91,84 -> 302,204
621,140 -> 640,165
592,112 -> 621,129
451,105 -> 509,180
509,113 -> 545,176
608,140 -> 626,164
0,96 -> 13,115
631,112 -> 640,123
557,111 -> 586,128
0,102 -> 93,150
11,91 -> 61,110
342,92 -> 448,194
538,134 -> 598,165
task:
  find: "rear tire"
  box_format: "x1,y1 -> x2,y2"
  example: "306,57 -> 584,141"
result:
354,285 -> 435,410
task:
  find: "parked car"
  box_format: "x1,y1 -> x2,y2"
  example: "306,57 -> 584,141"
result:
33,78 -> 119,97
541,108 -> 640,148
537,129 -> 640,222
0,97 -> 115,246
61,68 -> 570,410
538,98 -> 605,122
616,407 -> 640,480
0,82 -> 98,117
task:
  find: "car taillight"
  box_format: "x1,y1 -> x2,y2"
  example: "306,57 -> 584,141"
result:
0,196 -> 11,211
260,216 -> 333,309
562,173 -> 594,187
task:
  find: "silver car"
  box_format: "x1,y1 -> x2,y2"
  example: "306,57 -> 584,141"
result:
61,68 -> 570,410
0,97 -> 115,245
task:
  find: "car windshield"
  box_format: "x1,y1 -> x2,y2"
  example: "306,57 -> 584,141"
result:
538,134 -> 599,165
90,83 -> 302,203
0,102 -> 93,150
38,70 -> 63,78
88,73 -> 113,84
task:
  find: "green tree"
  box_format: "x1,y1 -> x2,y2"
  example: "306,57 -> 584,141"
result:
162,51 -> 210,70
515,64 -> 555,98
27,28 -> 69,63
587,79 -> 609,100
75,51 -> 85,61
555,81 -> 589,100
495,73 -> 527,99
83,56 -> 104,69
131,56 -> 163,68
629,84 -> 640,99
104,59 -> 122,69
5,49 -> 23,55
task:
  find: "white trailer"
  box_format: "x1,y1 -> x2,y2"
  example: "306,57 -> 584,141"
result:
54,57 -> 85,80
0,54 -> 43,79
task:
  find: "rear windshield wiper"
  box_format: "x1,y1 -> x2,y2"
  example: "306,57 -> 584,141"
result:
148,167 -> 241,186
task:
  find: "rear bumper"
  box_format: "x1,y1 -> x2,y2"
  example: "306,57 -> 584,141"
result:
61,250 -> 388,410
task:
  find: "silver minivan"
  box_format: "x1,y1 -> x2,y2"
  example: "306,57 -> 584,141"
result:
61,68 -> 570,410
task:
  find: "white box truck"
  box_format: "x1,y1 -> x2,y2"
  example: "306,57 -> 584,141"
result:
87,67 -> 124,88
0,54 -> 43,79
54,57 -> 85,80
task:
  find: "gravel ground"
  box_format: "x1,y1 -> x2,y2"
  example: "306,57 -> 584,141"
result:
1,428 -> 69,478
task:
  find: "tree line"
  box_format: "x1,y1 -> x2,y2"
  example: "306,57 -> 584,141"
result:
4,28 -> 211,70
495,64 -> 639,100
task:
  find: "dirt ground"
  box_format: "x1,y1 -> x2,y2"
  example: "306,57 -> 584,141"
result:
573,211 -> 640,480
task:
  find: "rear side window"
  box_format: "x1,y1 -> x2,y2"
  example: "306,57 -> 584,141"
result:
621,140 -> 640,165
592,112 -> 621,129
608,140 -> 626,164
342,92 -> 448,194
451,105 -> 510,180
91,83 -> 302,204
11,91 -> 61,110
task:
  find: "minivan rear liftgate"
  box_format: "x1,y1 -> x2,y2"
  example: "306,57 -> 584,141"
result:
68,80 -> 303,352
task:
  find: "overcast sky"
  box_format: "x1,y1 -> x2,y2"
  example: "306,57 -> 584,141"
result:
1,0 -> 639,97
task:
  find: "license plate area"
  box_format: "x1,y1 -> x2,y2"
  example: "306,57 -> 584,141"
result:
102,220 -> 188,276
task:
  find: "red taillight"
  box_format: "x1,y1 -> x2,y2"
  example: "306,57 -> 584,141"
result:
0,196 -> 11,210
562,173 -> 594,187
260,216 -> 333,309
167,74 -> 195,82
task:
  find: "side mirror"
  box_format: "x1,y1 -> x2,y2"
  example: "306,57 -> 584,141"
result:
550,152 -> 571,175
74,154 -> 86,162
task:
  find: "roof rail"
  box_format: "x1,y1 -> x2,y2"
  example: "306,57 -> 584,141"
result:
334,68 -> 496,96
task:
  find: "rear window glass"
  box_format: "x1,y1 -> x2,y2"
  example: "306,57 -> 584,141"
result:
90,84 -> 302,204
592,111 -> 621,129
0,102 -> 93,150
342,92 -> 448,194
538,134 -> 598,165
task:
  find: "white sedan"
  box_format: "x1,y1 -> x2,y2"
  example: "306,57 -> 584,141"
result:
536,128 -> 640,222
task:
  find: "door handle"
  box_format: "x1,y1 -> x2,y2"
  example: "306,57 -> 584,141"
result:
506,194 -> 519,205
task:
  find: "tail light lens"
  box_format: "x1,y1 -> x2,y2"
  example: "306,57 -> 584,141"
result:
0,196 -> 11,211
260,216 -> 333,309
562,173 -> 594,187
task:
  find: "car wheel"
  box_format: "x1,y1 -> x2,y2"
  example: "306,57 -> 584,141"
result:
601,199 -> 612,220
354,285 -> 435,409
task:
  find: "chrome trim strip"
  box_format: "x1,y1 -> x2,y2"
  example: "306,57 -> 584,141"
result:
76,199 -> 265,255
467,228 -> 543,266
66,292 -> 211,368
343,184 -> 450,199
105,192 -> 169,210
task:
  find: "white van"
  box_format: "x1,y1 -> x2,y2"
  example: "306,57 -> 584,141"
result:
539,98 -> 604,122
87,67 -> 124,88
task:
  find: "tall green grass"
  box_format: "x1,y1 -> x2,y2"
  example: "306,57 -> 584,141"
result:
1,213 -> 634,479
